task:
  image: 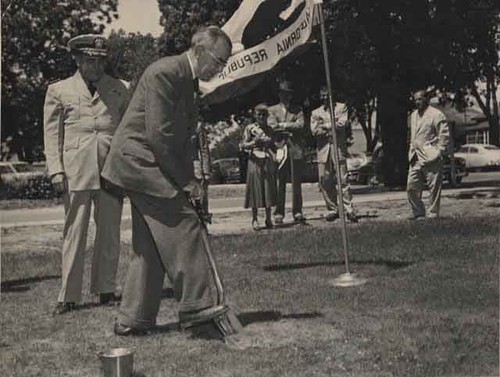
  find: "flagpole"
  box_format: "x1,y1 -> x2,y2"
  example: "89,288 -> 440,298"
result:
316,0 -> 366,287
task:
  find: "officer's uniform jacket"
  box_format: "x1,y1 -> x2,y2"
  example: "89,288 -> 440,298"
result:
408,106 -> 449,165
310,103 -> 348,163
43,71 -> 129,191
267,103 -> 306,160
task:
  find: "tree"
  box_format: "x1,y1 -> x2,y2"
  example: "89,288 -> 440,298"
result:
1,0 -> 118,161
158,0 -> 499,184
106,30 -> 161,90
157,0 -> 240,56
322,0 -> 500,186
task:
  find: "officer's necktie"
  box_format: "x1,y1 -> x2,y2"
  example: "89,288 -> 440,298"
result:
87,82 -> 96,96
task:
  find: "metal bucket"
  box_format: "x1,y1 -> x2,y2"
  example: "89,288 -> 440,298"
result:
97,348 -> 134,377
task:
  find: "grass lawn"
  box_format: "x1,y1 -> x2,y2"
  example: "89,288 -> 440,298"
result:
1,213 -> 499,377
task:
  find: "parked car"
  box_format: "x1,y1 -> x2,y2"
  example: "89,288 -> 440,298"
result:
0,161 -> 47,181
0,161 -> 53,199
346,152 -> 467,185
303,152 -> 373,184
346,152 -> 373,184
210,158 -> 242,184
442,155 -> 468,184
454,144 -> 500,171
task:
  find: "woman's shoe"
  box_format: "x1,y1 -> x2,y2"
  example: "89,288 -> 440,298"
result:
265,219 -> 274,229
252,220 -> 260,231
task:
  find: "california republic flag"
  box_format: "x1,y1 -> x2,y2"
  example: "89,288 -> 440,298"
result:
200,0 -> 320,105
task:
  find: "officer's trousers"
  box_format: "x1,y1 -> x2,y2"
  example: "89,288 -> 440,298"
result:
58,189 -> 122,303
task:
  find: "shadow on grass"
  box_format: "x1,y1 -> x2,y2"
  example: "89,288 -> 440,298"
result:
151,310 -> 324,341
1,274 -> 60,293
263,259 -> 412,272
306,213 -> 380,222
238,310 -> 324,326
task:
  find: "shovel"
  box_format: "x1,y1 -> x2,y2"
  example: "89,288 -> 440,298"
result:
190,197 -> 243,337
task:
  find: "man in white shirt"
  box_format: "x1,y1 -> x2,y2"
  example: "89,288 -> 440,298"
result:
407,90 -> 449,220
310,87 -> 357,222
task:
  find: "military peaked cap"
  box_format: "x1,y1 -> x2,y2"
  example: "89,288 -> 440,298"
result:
68,34 -> 107,57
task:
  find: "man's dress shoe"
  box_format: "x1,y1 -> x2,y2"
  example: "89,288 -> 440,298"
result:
113,322 -> 149,336
99,292 -> 121,305
53,302 -> 76,315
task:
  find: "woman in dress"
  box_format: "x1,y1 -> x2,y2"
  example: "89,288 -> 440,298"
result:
240,104 -> 277,230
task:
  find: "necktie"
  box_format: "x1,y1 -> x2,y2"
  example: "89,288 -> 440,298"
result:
194,79 -> 200,96
87,83 -> 96,96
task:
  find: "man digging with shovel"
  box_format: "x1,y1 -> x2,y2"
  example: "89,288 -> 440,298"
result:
101,26 -> 241,340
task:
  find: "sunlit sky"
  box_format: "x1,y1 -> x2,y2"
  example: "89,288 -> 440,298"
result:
105,0 -> 163,36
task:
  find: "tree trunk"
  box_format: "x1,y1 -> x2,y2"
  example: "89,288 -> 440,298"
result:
487,73 -> 499,146
471,80 -> 500,146
377,84 -> 409,188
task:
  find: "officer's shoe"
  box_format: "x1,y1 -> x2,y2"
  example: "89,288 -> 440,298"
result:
274,215 -> 284,224
99,292 -> 121,306
53,302 -> 76,315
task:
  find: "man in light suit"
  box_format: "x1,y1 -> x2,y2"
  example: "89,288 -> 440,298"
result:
310,87 -> 357,222
407,90 -> 449,220
102,26 -> 235,336
268,80 -> 306,224
44,35 -> 129,314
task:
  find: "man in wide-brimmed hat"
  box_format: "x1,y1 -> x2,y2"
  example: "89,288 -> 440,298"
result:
268,79 -> 307,224
44,34 -> 130,315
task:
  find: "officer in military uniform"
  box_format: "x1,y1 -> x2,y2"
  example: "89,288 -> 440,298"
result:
43,34 -> 130,314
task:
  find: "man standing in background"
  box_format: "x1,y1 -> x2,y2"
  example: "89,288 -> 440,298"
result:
268,80 -> 306,224
44,34 -> 129,315
407,90 -> 449,220
310,87 -> 358,223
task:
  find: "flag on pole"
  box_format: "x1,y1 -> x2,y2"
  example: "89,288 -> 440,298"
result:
200,0 -> 321,105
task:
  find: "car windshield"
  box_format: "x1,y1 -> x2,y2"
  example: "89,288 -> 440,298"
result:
219,160 -> 238,169
0,166 -> 13,174
483,145 -> 499,150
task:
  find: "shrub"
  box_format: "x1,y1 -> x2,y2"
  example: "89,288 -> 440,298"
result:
0,174 -> 60,200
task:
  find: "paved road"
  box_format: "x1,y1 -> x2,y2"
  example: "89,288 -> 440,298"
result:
1,172 -> 498,228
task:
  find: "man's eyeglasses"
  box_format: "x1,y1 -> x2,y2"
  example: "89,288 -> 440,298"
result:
206,50 -> 228,67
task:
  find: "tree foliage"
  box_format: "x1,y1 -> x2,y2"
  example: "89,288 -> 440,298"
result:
1,0 -> 118,160
157,0 -> 241,56
107,30 -> 161,90
320,0 -> 500,185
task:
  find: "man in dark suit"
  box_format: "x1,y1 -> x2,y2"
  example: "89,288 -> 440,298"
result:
102,26 -> 233,336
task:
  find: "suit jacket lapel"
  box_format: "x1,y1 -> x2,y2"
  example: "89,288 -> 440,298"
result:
178,53 -> 197,128
414,107 -> 431,137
